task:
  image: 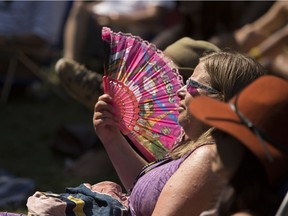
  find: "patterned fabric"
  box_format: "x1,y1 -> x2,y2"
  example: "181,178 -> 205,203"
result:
27,183 -> 128,216
0,213 -> 26,216
102,27 -> 184,162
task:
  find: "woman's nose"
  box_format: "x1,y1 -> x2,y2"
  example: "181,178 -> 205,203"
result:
176,85 -> 186,99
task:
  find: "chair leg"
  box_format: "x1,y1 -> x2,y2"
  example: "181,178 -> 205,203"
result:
0,57 -> 18,104
18,52 -> 65,98
276,191 -> 288,216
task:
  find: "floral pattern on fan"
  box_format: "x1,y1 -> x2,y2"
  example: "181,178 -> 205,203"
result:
102,27 -> 184,161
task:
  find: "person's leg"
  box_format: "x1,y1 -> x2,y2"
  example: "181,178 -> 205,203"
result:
209,1 -> 283,52
58,1 -> 105,110
271,49 -> 288,79
250,24 -> 288,60
63,1 -> 91,62
55,58 -> 103,110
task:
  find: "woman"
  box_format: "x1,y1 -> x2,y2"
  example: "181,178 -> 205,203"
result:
188,75 -> 288,215
93,51 -> 265,215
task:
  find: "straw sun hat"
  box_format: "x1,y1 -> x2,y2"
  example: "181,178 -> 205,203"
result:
188,75 -> 288,183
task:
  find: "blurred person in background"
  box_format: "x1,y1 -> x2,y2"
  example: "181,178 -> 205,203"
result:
152,1 -> 274,50
0,1 -> 68,61
188,75 -> 288,215
210,0 -> 288,79
62,0 -> 176,72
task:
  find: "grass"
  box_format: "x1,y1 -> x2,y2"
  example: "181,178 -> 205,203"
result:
0,78 -> 119,213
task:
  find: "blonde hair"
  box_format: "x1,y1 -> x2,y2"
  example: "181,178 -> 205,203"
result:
202,50 -> 266,102
170,51 -> 266,159
170,128 -> 214,159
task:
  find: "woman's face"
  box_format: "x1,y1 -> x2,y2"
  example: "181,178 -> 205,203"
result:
176,62 -> 213,140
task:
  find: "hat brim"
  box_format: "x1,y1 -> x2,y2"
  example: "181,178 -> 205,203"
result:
188,96 -> 284,182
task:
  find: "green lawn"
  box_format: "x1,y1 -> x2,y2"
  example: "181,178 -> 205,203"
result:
0,83 -> 118,213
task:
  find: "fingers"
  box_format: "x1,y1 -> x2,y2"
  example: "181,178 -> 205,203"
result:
98,94 -> 113,104
93,94 -> 119,129
94,94 -> 115,113
93,109 -> 116,122
93,107 -> 119,133
93,116 -> 119,130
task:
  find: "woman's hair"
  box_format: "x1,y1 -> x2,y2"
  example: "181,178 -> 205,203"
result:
202,50 -> 266,102
170,128 -> 214,159
170,50 -> 266,159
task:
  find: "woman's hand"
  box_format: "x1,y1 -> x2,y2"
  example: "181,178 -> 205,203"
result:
93,94 -> 148,190
93,94 -> 122,143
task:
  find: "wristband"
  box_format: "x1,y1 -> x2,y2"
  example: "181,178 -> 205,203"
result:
248,47 -> 261,59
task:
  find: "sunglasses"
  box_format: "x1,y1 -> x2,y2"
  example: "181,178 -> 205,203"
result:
186,78 -> 219,95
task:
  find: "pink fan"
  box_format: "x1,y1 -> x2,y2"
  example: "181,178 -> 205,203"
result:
102,27 -> 184,162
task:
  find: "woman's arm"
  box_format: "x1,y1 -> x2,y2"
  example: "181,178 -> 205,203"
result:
252,24 -> 288,59
152,144 -> 225,216
93,94 -> 148,190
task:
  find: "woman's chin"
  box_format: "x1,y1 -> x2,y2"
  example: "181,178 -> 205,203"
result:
177,113 -> 185,126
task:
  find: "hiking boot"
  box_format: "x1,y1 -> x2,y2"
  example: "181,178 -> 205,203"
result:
55,58 -> 103,110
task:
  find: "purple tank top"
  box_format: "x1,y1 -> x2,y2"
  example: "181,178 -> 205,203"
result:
128,153 -> 191,216
128,143 -> 214,216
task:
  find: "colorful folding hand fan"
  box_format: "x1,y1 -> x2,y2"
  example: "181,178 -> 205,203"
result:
102,27 -> 184,162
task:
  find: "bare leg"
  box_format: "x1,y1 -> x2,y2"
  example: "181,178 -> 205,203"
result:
63,1 -> 91,62
271,51 -> 288,79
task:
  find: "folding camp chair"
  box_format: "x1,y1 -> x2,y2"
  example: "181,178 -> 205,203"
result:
276,190 -> 288,216
0,46 -> 64,103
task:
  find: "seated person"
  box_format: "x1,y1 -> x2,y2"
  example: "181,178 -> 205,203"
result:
0,1 -> 68,57
210,0 -> 288,79
188,75 -> 288,215
62,0 -> 176,70
28,51 -> 266,215
92,51 -> 265,215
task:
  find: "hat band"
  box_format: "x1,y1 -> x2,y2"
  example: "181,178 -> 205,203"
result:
229,96 -> 288,160
229,102 -> 274,162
